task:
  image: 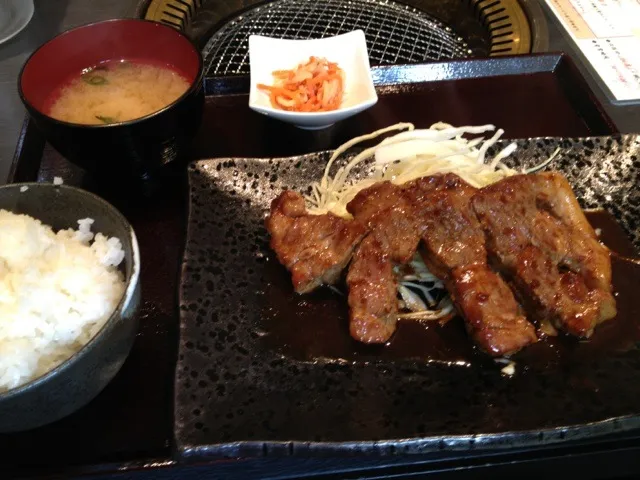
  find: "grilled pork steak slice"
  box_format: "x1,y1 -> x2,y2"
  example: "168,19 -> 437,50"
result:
533,172 -> 612,293
407,174 -> 536,356
266,190 -> 366,294
346,183 -> 422,343
346,234 -> 399,343
472,173 -> 616,337
450,264 -> 538,356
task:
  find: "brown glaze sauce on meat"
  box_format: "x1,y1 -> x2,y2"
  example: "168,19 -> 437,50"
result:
262,210 -> 640,369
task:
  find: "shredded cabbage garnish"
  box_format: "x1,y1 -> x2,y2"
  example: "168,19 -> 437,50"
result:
304,122 -> 558,218
395,254 -> 453,322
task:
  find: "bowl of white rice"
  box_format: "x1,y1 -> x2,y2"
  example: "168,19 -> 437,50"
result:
0,182 -> 140,432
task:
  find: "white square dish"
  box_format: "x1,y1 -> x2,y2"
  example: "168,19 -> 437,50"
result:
248,30 -> 378,130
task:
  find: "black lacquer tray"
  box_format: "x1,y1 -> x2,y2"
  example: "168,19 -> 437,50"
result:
6,53 -> 640,479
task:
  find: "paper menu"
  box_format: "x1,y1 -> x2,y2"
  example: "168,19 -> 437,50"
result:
545,0 -> 640,103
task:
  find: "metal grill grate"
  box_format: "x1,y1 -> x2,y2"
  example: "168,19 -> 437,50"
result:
202,0 -> 472,76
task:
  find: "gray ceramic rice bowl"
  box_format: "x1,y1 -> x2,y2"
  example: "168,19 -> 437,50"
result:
0,182 -> 140,432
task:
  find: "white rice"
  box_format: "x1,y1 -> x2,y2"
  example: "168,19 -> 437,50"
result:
0,210 -> 126,392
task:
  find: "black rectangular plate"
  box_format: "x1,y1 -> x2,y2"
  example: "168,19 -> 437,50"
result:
177,134 -> 640,459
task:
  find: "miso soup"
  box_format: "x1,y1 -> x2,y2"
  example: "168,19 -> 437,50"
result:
47,60 -> 190,125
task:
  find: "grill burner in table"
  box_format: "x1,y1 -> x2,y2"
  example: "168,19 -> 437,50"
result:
140,0 -> 547,75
